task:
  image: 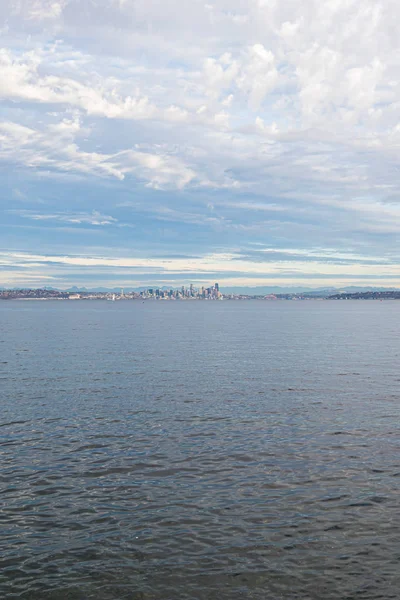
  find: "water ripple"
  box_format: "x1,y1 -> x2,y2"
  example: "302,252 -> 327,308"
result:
1,300 -> 400,599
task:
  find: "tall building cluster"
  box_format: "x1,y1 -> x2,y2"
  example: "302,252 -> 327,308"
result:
140,283 -> 222,300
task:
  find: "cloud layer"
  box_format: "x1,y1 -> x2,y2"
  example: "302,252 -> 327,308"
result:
1,0 -> 400,288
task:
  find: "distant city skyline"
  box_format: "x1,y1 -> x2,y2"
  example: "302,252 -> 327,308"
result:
3,285 -> 400,301
1,1 -> 400,289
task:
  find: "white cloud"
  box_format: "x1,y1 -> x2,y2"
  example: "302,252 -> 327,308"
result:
1,248 -> 399,289
0,47 -> 158,120
121,150 -> 197,189
8,0 -> 68,22
0,117 -> 126,179
10,209 -> 118,225
1,0 -> 400,286
0,116 -> 201,188
236,44 -> 279,110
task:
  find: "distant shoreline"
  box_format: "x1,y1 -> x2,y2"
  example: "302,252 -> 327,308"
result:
2,296 -> 400,302
2,287 -> 400,302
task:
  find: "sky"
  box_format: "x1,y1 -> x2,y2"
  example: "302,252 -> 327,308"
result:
1,0 -> 400,290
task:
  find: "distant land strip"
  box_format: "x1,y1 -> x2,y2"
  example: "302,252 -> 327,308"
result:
1,288 -> 400,301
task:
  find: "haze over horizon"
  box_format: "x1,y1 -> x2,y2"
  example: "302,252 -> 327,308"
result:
1,0 -> 400,289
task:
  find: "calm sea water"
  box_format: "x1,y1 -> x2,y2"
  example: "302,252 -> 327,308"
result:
1,300 -> 400,600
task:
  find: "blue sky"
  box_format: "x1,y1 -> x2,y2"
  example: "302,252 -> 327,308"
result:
1,0 -> 400,290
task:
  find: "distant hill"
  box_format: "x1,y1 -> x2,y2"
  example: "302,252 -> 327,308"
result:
221,286 -> 400,295
328,291 -> 400,300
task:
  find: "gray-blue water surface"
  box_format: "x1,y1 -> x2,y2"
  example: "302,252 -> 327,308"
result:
1,300 -> 399,599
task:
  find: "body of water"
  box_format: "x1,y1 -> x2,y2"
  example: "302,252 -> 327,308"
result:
1,300 -> 399,599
